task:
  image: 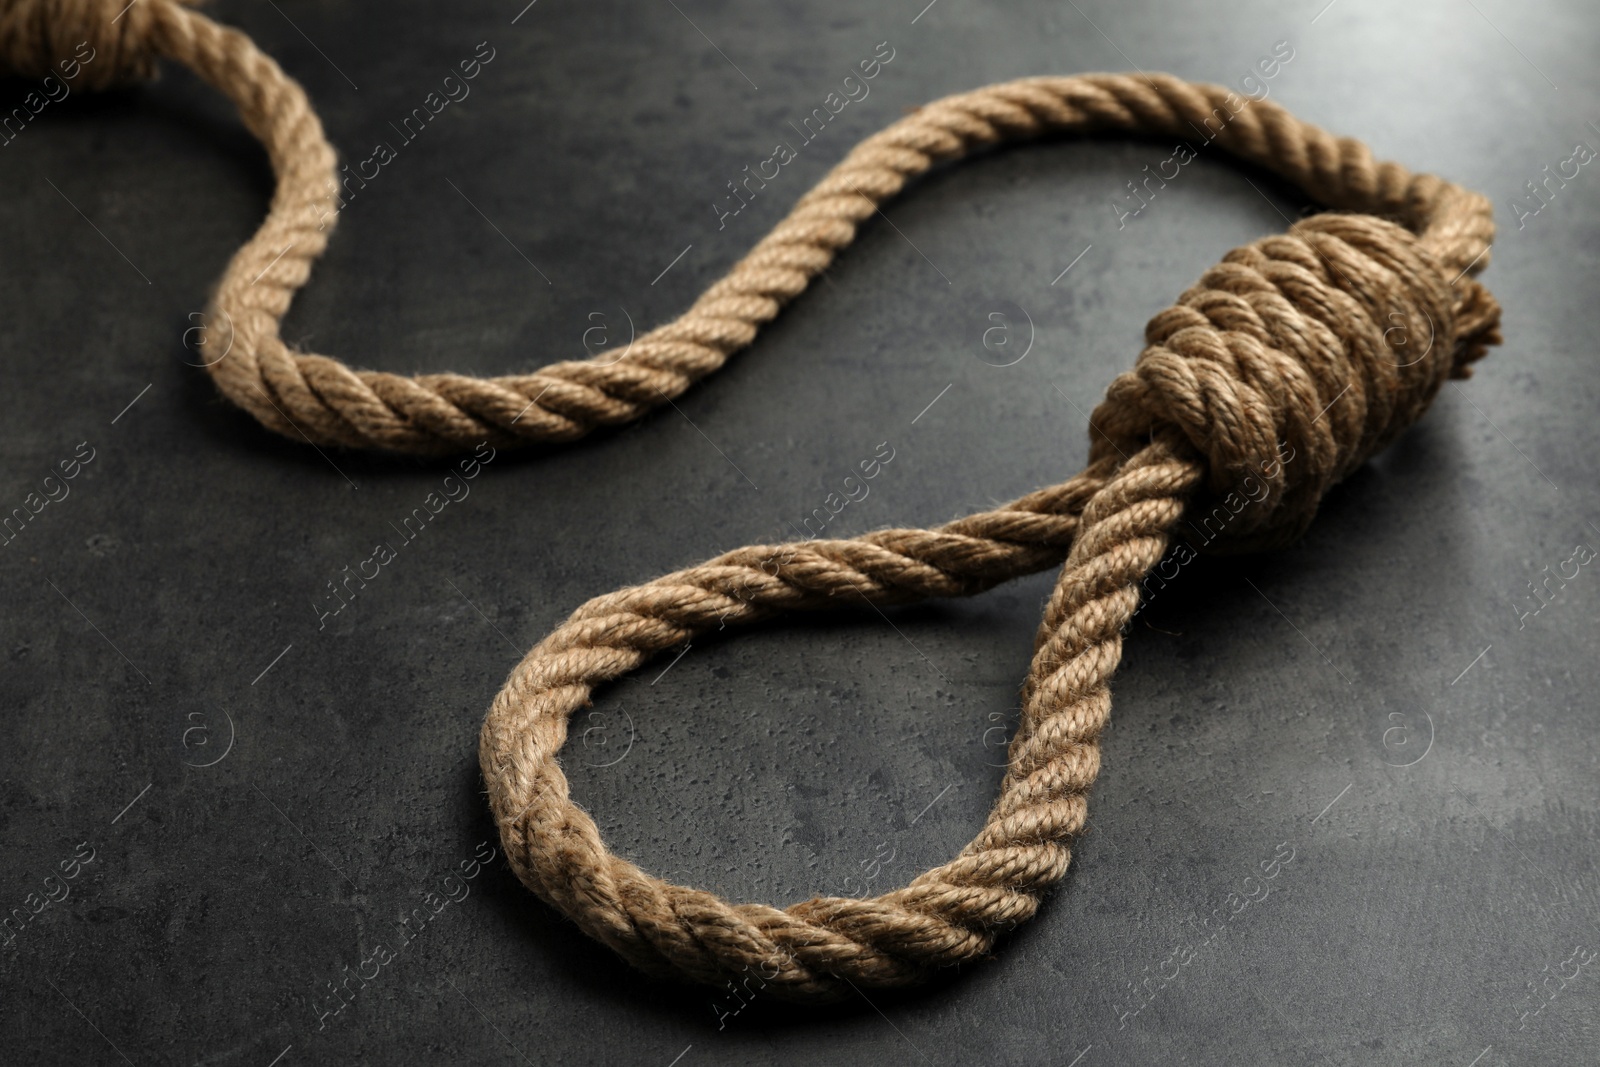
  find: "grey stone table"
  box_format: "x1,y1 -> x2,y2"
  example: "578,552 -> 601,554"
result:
2,1 -> 1596,1064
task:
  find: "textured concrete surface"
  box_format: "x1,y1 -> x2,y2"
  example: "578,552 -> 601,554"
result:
2,0 -> 1598,1064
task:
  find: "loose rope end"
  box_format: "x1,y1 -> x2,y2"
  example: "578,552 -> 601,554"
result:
1448,275 -> 1505,380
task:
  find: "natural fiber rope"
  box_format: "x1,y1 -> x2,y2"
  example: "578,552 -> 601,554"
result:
6,0 -> 1503,1001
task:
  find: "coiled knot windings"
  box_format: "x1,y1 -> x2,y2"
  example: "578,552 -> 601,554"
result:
0,0 -> 207,90
1095,212 -> 1503,550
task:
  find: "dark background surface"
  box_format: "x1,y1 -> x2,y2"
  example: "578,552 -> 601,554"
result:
2,0 -> 1597,1064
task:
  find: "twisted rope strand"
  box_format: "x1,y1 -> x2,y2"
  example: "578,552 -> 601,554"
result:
1,0 -> 1503,1000
7,0 -> 1496,453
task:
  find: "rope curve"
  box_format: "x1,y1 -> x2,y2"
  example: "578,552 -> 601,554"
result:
2,0 -> 1503,1001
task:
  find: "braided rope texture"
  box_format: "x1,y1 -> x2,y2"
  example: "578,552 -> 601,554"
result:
6,0 -> 1498,454
1,0 -> 1504,1000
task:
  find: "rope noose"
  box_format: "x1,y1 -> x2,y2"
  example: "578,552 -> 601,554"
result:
4,0 -> 1503,1000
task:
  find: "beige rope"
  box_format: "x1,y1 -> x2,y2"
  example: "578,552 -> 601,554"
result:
5,0 -> 1502,1000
